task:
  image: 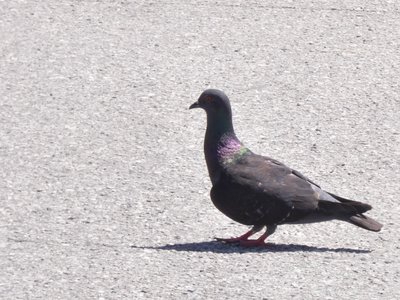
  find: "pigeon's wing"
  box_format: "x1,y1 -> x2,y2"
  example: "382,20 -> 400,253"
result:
262,155 -> 321,188
213,153 -> 325,225
253,154 -> 345,205
233,154 -> 321,209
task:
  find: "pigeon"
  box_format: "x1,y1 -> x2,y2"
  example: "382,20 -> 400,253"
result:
189,89 -> 382,246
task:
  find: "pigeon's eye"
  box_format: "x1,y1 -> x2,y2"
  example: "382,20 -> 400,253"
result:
205,96 -> 212,103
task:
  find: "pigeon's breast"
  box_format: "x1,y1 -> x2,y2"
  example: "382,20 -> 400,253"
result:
210,180 -> 292,226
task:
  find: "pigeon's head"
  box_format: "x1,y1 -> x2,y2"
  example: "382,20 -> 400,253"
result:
189,89 -> 232,117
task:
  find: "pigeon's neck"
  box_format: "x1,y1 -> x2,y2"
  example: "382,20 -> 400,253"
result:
216,134 -> 246,163
204,114 -> 248,185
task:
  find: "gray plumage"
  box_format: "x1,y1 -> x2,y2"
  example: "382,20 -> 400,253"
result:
189,89 -> 382,246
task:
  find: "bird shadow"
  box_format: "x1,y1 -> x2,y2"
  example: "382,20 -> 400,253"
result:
132,240 -> 371,254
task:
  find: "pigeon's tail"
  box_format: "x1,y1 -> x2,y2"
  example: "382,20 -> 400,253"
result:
349,214 -> 383,232
319,192 -> 383,232
319,198 -> 372,215
326,192 -> 372,211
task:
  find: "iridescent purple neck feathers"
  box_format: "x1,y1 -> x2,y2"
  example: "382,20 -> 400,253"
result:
217,135 -> 248,165
204,131 -> 248,185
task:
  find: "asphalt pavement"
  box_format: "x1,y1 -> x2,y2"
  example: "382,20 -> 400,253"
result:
1,1 -> 399,299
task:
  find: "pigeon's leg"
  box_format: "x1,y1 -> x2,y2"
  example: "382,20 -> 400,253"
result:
215,225 -> 264,243
239,225 -> 277,247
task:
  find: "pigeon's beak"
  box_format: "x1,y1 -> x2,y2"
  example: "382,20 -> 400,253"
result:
189,101 -> 200,110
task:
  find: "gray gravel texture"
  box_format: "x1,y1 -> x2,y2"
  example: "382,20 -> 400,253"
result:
1,1 -> 400,299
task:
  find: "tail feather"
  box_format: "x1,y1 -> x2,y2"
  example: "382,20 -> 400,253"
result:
319,192 -> 383,232
350,214 -> 383,232
319,199 -> 371,215
327,192 -> 372,212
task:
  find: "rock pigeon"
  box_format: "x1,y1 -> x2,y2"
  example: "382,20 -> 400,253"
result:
189,89 -> 382,246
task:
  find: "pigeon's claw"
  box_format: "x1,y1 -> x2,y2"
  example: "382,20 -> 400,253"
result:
215,226 -> 264,244
216,225 -> 277,247
238,232 -> 270,247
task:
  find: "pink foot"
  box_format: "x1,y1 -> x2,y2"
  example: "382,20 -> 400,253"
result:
217,231 -> 272,247
215,226 -> 276,247
215,228 -> 257,244
238,239 -> 270,247
238,231 -> 271,247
